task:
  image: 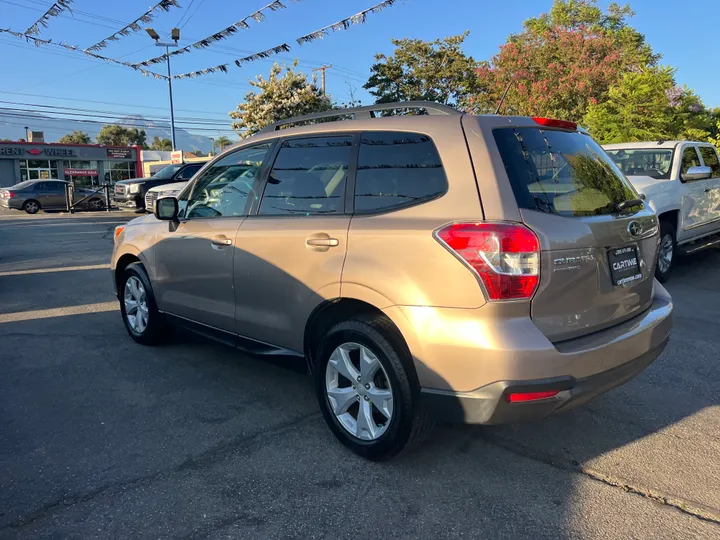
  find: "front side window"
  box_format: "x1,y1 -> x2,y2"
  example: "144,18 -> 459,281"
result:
355,131 -> 447,213
680,147 -> 701,176
605,149 -> 673,179
258,136 -> 352,216
182,144 -> 271,219
493,128 -> 637,217
699,147 -> 720,178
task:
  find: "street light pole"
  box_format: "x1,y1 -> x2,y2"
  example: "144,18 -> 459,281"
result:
146,27 -> 180,151
165,46 -> 176,150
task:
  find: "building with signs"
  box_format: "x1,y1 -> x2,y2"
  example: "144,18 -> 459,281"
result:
0,142 -> 142,188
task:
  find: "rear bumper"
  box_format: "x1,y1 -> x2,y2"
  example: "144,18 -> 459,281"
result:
422,337 -> 668,424
1,198 -> 20,209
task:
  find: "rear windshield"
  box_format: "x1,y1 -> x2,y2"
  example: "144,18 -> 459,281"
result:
493,128 -> 637,217
9,180 -> 35,190
604,148 -> 673,179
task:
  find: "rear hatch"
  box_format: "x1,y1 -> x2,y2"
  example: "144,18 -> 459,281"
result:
476,119 -> 659,342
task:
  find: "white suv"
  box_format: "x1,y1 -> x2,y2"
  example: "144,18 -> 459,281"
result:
605,141 -> 720,281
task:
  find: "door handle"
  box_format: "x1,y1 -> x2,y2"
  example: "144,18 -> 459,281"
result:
306,237 -> 339,247
211,235 -> 232,247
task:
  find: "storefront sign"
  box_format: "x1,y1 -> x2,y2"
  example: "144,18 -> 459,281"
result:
171,150 -> 183,164
65,168 -> 99,176
0,147 -> 76,157
106,148 -> 132,159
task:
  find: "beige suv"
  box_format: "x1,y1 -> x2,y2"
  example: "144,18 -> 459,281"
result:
112,102 -> 673,460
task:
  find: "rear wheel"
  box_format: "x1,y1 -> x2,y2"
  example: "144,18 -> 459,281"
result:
656,221 -> 676,283
23,200 -> 40,214
120,262 -> 172,345
314,317 -> 432,461
88,198 -> 105,211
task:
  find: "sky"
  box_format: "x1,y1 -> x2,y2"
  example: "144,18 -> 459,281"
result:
0,0 -> 718,142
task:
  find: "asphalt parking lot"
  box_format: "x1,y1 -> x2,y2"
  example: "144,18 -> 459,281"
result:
0,208 -> 718,539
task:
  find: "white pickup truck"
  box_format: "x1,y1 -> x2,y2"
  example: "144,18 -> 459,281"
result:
604,141 -> 720,281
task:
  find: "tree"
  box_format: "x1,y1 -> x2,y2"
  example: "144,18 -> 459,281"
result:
364,32 -> 482,110
97,125 -> 148,147
215,136 -> 232,150
471,0 -> 657,121
58,130 -> 92,144
150,136 -> 173,151
229,62 -> 331,138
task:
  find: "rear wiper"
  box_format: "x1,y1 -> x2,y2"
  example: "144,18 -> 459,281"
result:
615,198 -> 644,212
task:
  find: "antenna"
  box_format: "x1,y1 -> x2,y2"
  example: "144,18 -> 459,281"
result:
494,78 -> 515,115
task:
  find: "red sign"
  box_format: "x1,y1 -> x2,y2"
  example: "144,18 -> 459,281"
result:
65,168 -> 98,176
171,150 -> 183,164
27,148 -> 42,155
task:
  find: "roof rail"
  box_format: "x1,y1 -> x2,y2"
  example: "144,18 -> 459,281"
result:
257,101 -> 461,134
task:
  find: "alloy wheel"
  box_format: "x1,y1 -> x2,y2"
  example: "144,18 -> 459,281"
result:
124,276 -> 149,333
658,233 -> 673,273
325,342 -> 394,441
25,201 -> 38,213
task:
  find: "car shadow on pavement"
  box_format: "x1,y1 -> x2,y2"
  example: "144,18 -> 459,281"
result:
0,238 -> 718,538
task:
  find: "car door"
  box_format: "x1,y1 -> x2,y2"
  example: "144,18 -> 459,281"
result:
233,134 -> 354,353
152,143 -> 274,334
697,146 -> 720,232
677,145 -> 711,239
33,182 -> 65,208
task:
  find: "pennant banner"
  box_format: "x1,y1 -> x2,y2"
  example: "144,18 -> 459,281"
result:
130,0 -> 295,68
296,0 -> 397,45
25,0 -> 73,36
174,63 -> 229,79
0,28 -> 168,80
234,44 -> 291,66
85,0 -> 181,53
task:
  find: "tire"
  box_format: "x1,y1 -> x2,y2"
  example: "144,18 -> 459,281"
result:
119,262 -> 172,345
88,198 -> 105,211
23,200 -> 40,214
314,316 -> 433,461
655,220 -> 676,283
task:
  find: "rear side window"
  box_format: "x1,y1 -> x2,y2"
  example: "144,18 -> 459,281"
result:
493,128 -> 636,217
178,164 -> 202,180
605,149 -> 673,179
259,136 -> 352,216
680,147 -> 701,175
355,131 -> 447,213
699,147 -> 720,178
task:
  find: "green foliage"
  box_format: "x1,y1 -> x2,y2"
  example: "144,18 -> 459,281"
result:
363,32 -> 482,110
57,130 -> 92,145
229,62 -> 332,138
215,136 -> 232,150
97,125 -> 147,147
150,136 -> 173,151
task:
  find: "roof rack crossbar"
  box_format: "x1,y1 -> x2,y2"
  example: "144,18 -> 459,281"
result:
257,101 -> 460,134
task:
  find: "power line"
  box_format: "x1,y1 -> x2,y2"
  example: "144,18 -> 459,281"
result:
0,90 -> 230,116
179,0 -> 208,30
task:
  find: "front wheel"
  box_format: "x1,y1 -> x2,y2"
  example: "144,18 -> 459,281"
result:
314,317 -> 432,461
120,262 -> 172,345
655,221 -> 676,283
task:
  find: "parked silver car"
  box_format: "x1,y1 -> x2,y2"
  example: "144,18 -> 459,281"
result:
0,180 -> 107,214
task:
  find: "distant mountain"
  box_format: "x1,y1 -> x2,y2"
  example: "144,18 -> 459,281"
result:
0,111 -> 218,153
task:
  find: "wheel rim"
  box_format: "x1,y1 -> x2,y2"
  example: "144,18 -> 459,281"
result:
91,199 -> 103,210
325,342 -> 394,441
124,276 -> 149,333
26,202 -> 38,212
658,234 -> 673,273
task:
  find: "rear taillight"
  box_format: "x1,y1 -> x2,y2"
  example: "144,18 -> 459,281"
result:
532,117 -> 577,130
435,222 -> 540,301
506,390 -> 559,403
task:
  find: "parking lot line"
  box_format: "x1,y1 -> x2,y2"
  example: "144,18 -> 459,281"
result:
0,264 -> 110,277
0,301 -> 118,323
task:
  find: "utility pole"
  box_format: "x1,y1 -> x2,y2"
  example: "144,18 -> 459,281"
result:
146,27 -> 180,150
312,65 -> 332,94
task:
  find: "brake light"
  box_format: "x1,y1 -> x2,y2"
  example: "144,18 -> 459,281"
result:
7,192 -> 15,198
435,222 -> 540,301
506,390 -> 559,403
532,117 -> 577,130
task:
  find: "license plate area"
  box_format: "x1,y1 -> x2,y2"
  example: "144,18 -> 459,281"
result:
608,246 -> 642,286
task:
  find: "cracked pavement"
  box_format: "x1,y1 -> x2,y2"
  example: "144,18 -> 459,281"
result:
0,209 -> 719,539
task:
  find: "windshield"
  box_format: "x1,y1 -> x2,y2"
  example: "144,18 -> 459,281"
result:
152,164 -> 183,180
605,149 -> 674,179
493,127 -> 638,217
9,180 -> 35,190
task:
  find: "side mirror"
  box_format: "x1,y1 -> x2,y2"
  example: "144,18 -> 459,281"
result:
155,196 -> 179,221
681,165 -> 712,182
